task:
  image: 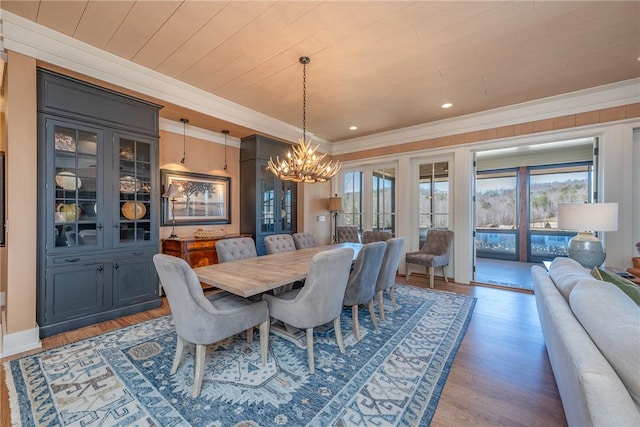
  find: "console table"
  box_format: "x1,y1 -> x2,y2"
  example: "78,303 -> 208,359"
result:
161,235 -> 250,268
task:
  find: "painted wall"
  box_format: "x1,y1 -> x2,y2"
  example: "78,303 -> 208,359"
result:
158,128 -> 241,240
5,52 -> 38,339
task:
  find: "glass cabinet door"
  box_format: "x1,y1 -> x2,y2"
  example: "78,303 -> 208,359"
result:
280,181 -> 296,233
116,135 -> 152,245
51,122 -> 100,248
259,161 -> 276,233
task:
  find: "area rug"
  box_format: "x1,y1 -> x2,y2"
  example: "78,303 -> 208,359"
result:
5,285 -> 475,426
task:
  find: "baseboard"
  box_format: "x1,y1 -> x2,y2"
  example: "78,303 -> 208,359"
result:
1,325 -> 42,358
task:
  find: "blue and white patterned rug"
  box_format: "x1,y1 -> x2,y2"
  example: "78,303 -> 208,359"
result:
5,285 -> 475,426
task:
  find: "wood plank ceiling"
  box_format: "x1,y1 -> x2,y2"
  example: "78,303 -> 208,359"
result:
2,1 -> 639,142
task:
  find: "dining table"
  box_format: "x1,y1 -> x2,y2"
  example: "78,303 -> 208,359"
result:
193,242 -> 362,298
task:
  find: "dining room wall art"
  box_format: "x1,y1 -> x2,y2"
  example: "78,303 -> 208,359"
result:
161,169 -> 231,226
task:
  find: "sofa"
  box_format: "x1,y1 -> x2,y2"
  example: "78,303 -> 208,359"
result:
531,257 -> 640,427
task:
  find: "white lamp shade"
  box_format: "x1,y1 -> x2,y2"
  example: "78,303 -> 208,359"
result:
162,184 -> 181,199
557,202 -> 618,232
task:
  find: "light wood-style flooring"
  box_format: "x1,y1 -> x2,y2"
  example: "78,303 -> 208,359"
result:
0,274 -> 567,426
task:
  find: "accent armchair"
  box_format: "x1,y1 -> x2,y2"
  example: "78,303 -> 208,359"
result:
262,247 -> 354,373
152,254 -> 269,397
405,229 -> 454,288
375,237 -> 405,322
343,241 -> 386,341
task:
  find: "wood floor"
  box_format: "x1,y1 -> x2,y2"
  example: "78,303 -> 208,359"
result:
0,275 -> 567,426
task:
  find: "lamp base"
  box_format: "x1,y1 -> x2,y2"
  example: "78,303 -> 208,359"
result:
568,232 -> 605,269
167,233 -> 179,239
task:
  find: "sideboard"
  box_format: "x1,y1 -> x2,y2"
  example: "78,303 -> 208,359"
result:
161,235 -> 250,268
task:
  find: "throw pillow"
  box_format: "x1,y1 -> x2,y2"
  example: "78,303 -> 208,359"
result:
596,268 -> 640,306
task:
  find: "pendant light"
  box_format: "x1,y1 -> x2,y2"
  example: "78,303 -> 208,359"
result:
180,118 -> 188,164
267,56 -> 340,183
222,129 -> 229,171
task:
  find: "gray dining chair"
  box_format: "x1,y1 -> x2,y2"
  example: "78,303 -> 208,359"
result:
264,234 -> 296,254
152,254 -> 269,398
262,246 -> 354,374
337,226 -> 360,243
405,229 -> 454,288
343,241 -> 386,341
375,237 -> 405,322
362,230 -> 392,244
215,237 -> 257,263
292,232 -> 317,249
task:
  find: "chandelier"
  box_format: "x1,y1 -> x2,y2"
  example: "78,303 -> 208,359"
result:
268,56 -> 340,183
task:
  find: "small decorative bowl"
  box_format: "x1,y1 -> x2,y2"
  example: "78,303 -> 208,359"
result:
194,228 -> 226,239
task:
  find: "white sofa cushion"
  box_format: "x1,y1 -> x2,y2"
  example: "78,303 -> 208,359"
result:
570,279 -> 640,408
549,257 -> 592,301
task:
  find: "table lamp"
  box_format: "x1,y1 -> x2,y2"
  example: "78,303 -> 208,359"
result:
328,194 -> 343,244
558,202 -> 618,268
162,184 -> 181,239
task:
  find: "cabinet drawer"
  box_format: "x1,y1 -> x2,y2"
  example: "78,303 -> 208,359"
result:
47,253 -> 104,266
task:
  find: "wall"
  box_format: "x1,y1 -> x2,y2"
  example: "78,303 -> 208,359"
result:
158,127 -> 240,240
4,52 -> 39,354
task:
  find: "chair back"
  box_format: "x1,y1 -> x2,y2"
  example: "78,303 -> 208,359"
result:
288,247 -> 354,328
362,230 -> 392,244
376,237 -> 405,292
337,226 -> 360,243
153,254 -> 224,343
421,229 -> 454,256
264,234 -> 296,254
344,241 -> 386,306
292,232 -> 318,249
215,237 -> 257,263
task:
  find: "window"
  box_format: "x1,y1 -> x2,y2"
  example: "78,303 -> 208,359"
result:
418,161 -> 449,247
475,169 -> 518,259
343,171 -> 363,230
372,168 -> 395,234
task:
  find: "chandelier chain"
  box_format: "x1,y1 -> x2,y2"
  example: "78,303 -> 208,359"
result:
302,60 -> 306,142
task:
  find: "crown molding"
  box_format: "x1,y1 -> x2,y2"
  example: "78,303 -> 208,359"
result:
1,10 -> 333,150
331,78 -> 640,156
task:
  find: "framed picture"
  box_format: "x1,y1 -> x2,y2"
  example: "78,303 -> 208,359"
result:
161,170 -> 231,225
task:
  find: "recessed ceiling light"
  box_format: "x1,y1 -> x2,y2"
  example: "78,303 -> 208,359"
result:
349,126 -> 358,130
441,103 -> 453,109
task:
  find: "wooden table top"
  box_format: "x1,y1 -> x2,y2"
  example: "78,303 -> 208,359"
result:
193,243 -> 362,298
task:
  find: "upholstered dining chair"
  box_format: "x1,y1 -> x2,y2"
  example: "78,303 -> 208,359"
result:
292,232 -> 318,249
215,237 -> 257,263
343,241 -> 386,341
405,229 -> 454,288
337,226 -> 360,243
375,237 -> 405,322
152,254 -> 269,398
264,234 -> 296,254
262,247 -> 354,374
362,230 -> 392,244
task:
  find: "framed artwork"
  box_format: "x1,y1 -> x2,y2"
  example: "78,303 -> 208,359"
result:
161,169 -> 231,225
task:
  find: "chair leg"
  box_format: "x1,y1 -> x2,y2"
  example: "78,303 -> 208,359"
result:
390,286 -> 398,311
406,262 -> 411,281
368,299 -> 378,329
334,316 -> 346,354
351,305 -> 360,341
377,290 -> 386,322
171,335 -> 185,375
442,266 -> 449,283
193,344 -> 207,398
246,327 -> 253,343
429,266 -> 435,288
306,328 -> 315,374
259,319 -> 269,365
